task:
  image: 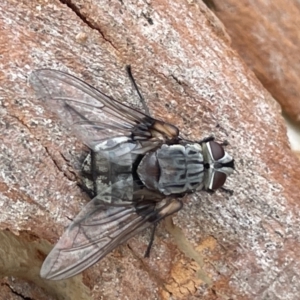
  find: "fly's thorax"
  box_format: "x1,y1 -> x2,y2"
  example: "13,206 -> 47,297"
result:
201,141 -> 234,190
137,144 -> 205,195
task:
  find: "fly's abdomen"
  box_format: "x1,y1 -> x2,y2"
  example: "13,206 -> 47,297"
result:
137,144 -> 204,195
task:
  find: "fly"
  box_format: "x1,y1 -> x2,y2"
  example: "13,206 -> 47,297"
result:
29,66 -> 234,280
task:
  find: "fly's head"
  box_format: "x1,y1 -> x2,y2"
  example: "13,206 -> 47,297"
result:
202,141 -> 234,191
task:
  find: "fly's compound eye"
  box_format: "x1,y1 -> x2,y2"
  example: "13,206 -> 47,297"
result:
206,141 -> 233,189
208,141 -> 225,161
210,171 -> 227,190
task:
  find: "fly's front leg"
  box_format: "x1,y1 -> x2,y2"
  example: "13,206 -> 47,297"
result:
198,135 -> 215,144
220,140 -> 229,147
220,187 -> 234,195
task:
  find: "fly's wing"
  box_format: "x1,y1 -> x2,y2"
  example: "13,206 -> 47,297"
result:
40,200 -> 148,280
29,69 -> 179,160
40,192 -> 182,280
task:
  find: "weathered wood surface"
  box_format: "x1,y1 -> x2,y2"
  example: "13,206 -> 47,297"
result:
211,0 -> 300,124
0,0 -> 300,299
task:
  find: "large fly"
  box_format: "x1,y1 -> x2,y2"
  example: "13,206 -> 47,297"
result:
29,67 -> 234,280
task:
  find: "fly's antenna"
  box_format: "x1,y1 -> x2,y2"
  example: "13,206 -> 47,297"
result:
126,65 -> 150,115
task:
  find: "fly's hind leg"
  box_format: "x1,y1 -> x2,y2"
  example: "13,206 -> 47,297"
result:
140,198 -> 183,258
144,223 -> 158,258
126,65 -> 151,116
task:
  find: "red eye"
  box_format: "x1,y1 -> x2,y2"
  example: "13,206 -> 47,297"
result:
211,171 -> 227,189
209,141 -> 225,161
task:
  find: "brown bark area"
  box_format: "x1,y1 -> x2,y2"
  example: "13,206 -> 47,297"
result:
0,0 -> 299,299
211,0 -> 300,124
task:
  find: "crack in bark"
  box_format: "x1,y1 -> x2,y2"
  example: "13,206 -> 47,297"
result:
7,113 -> 78,182
126,241 -> 171,293
59,0 -> 118,51
44,146 -> 61,171
4,283 -> 33,300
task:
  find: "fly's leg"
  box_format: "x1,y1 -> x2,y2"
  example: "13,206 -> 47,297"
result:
198,135 -> 215,144
126,65 -> 150,115
221,140 -> 229,146
137,198 -> 183,258
199,137 -> 230,147
144,223 -> 158,258
220,187 -> 234,195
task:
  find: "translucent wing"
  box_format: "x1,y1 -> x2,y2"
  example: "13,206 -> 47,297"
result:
40,191 -> 182,280
29,69 -> 179,160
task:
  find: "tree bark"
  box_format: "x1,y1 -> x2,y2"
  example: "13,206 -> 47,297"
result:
0,0 -> 299,299
211,0 -> 300,124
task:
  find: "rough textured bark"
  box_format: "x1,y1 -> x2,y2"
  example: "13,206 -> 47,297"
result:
211,0 -> 300,124
0,0 -> 299,299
